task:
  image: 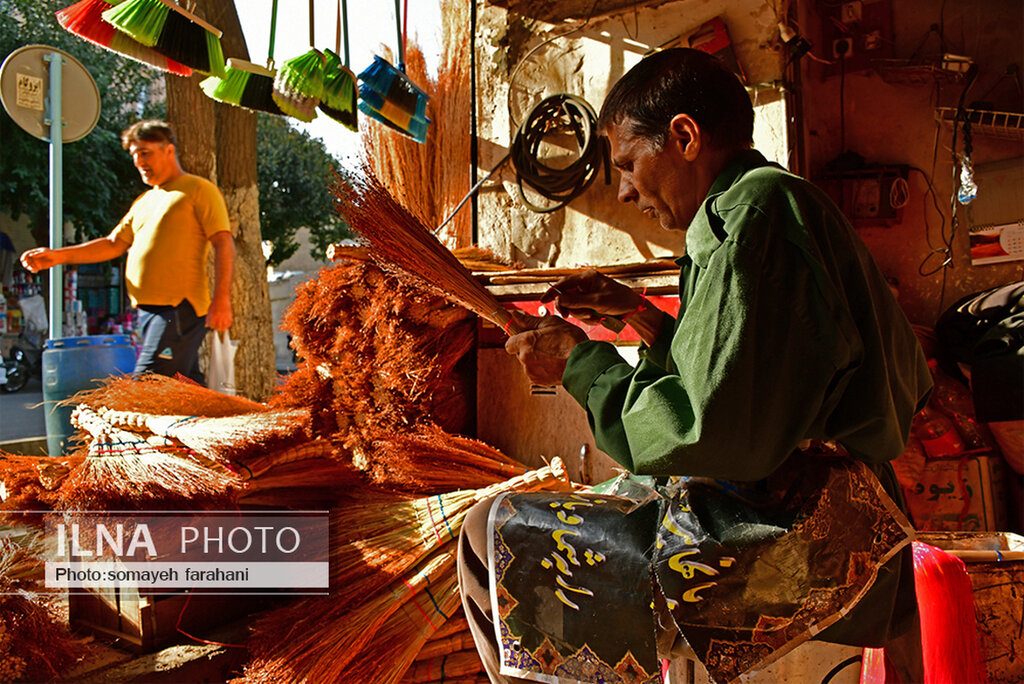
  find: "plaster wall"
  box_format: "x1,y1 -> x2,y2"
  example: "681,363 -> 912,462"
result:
798,0 -> 1023,326
474,0 -> 785,268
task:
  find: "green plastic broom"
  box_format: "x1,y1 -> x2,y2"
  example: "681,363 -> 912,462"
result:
101,0 -> 225,77
272,0 -> 325,122
318,0 -> 358,131
199,0 -> 282,114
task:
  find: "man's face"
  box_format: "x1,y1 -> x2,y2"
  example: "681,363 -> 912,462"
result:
129,139 -> 177,187
605,119 -> 702,232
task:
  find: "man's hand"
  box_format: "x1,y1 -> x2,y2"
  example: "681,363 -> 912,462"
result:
541,269 -> 644,325
206,294 -> 232,331
20,248 -> 60,273
505,314 -> 588,386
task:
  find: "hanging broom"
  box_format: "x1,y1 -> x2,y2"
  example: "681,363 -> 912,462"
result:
272,0 -> 324,122
355,0 -> 430,143
101,0 -> 226,77
317,0 -> 358,130
200,0 -> 282,114
332,166 -> 525,335
56,0 -> 192,75
320,49 -> 358,130
328,457 -> 570,605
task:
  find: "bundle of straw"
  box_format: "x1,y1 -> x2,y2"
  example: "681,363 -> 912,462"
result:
329,457 -> 570,605
236,439 -> 366,509
0,452 -> 79,521
55,406 -> 241,510
66,373 -> 266,418
363,423 -> 528,493
332,166 -> 523,335
402,650 -> 486,683
94,407 -> 310,465
245,544 -> 456,682
0,540 -> 86,681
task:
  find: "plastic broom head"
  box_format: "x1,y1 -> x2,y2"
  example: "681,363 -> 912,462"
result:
201,59 -> 284,115
273,48 -> 325,122
319,48 -> 357,131
102,0 -> 226,77
358,101 -> 427,143
57,0 -> 192,76
357,55 -> 429,120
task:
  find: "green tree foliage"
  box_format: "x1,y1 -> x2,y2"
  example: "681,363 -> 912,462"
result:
0,0 -> 163,241
256,112 -> 351,267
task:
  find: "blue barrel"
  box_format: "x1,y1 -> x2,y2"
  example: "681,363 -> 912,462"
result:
42,335 -> 137,457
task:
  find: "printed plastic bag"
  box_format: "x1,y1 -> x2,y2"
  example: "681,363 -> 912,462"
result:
207,331 -> 238,395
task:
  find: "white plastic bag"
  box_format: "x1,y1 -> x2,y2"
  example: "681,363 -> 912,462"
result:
207,331 -> 238,395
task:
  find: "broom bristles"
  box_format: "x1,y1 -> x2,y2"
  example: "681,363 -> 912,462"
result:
333,167 -> 522,334
247,545 -> 457,681
334,574 -> 463,684
101,0 -> 168,46
102,0 -> 226,76
66,373 -> 266,418
56,0 -> 192,75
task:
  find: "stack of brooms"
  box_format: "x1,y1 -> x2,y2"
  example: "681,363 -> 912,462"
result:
0,3 -> 568,677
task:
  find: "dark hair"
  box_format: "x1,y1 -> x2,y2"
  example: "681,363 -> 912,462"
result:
121,120 -> 177,149
598,48 -> 754,151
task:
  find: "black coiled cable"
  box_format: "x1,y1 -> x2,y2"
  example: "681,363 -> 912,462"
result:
510,93 -> 610,213
434,93 -> 609,233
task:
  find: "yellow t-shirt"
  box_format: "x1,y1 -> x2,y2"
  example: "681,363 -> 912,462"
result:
109,174 -> 230,316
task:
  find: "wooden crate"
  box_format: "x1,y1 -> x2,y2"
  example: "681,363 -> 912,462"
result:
69,585 -> 259,653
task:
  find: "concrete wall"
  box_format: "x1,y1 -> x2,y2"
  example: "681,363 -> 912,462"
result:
474,0 -> 785,268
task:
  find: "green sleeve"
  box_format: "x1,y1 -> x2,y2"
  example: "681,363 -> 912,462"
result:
564,208 -> 856,481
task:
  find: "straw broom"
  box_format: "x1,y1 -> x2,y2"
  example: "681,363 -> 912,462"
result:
0,540 -> 86,682
332,166 -> 524,335
402,650 -> 485,683
328,457 -> 570,605
93,406 -> 310,465
66,373 -> 267,418
332,573 -> 463,684
55,406 -> 241,510
245,543 -> 456,682
363,423 -> 528,493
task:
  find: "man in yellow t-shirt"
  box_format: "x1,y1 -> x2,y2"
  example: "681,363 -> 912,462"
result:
20,120 -> 234,383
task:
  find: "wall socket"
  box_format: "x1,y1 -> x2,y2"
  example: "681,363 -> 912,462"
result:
841,1 -> 863,24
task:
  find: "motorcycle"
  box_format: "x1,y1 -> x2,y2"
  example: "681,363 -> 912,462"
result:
0,330 -> 43,394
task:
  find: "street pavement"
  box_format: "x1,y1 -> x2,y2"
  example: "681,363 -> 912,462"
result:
0,373 -> 48,444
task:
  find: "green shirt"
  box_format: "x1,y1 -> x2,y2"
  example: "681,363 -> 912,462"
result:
564,150 -> 931,479
563,150 -> 933,645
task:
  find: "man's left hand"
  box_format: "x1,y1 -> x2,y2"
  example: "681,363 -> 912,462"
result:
206,295 -> 232,331
505,315 -> 588,386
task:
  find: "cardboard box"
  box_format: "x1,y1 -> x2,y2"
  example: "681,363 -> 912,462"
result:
905,452 -> 1009,531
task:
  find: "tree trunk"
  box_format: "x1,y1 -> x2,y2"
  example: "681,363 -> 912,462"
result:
165,1 -> 276,401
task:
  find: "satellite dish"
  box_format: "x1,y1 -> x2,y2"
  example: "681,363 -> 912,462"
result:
1,44 -> 100,143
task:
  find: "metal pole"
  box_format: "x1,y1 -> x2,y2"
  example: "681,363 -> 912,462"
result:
44,51 -> 64,341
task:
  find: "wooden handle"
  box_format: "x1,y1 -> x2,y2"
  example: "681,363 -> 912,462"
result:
156,0 -> 223,38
